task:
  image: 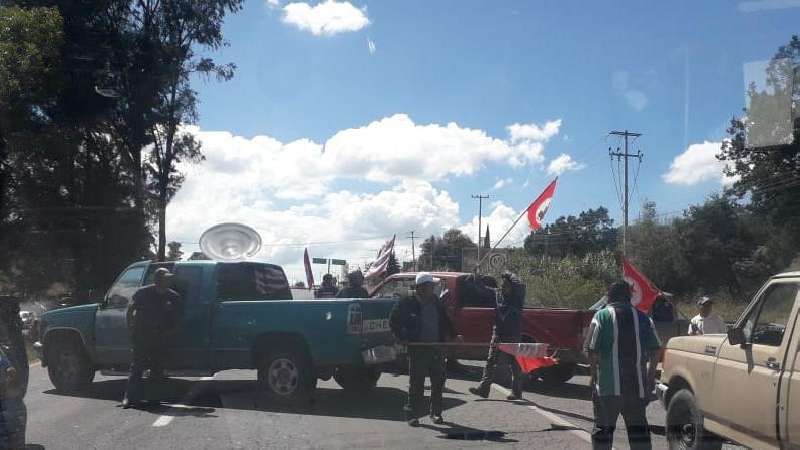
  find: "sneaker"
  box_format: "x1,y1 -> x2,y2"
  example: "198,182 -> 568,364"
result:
407,418 -> 419,427
430,415 -> 444,425
506,394 -> 520,401
468,387 -> 489,399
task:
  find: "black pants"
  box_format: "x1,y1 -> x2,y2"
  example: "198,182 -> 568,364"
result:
592,394 -> 651,450
405,348 -> 446,420
478,331 -> 522,396
125,336 -> 165,403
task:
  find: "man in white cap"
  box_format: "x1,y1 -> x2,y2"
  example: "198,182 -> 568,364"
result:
389,272 -> 456,427
688,296 -> 726,335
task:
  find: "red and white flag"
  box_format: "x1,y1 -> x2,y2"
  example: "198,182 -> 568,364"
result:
303,248 -> 315,289
365,235 -> 396,279
526,178 -> 558,231
623,257 -> 661,313
497,343 -> 557,373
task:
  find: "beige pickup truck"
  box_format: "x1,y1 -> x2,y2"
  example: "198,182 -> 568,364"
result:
657,272 -> 800,450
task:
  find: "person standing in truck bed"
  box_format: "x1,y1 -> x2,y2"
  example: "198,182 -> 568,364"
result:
688,296 -> 726,335
336,271 -> 369,298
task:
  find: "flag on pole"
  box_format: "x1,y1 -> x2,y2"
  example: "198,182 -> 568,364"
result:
622,257 -> 661,313
303,248 -> 315,289
497,343 -> 557,373
526,178 -> 558,231
365,235 -> 396,279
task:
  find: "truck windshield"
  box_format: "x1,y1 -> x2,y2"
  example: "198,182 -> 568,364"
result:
217,262 -> 292,301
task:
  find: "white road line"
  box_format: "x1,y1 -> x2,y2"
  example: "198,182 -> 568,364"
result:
152,375 -> 215,428
490,384 -> 597,446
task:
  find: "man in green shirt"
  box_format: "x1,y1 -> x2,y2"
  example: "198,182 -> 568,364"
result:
584,281 -> 661,450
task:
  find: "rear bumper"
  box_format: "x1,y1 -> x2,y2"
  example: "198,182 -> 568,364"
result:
361,344 -> 400,365
656,381 -> 669,408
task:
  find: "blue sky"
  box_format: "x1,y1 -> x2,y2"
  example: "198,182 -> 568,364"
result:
170,0 -> 799,278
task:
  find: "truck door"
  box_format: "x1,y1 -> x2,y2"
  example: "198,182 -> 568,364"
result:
709,281 -> 799,445
95,265 -> 146,367
778,286 -> 800,446
161,264 -> 211,369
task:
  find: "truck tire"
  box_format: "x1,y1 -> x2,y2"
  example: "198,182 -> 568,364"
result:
333,366 -> 381,392
257,347 -> 316,405
666,389 -> 723,450
46,336 -> 95,393
532,362 -> 577,387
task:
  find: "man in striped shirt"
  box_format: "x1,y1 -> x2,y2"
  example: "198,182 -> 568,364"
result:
584,281 -> 661,450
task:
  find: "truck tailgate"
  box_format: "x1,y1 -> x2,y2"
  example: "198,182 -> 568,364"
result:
521,308 -> 594,350
357,298 -> 397,350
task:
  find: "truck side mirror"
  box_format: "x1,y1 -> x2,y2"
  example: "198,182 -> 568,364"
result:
727,326 -> 745,345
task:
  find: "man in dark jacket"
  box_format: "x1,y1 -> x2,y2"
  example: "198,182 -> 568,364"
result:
336,271 -> 369,298
0,296 -> 28,448
389,272 -> 457,426
469,271 -> 525,400
315,274 -> 339,298
123,268 -> 180,409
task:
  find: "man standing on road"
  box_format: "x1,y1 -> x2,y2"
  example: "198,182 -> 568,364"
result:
123,268 -> 180,409
585,281 -> 661,450
0,296 -> 29,449
336,271 -> 369,298
389,272 -> 457,427
688,296 -> 726,335
469,272 -> 525,400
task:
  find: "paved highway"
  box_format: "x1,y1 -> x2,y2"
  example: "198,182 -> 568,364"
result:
24,363 -> 744,449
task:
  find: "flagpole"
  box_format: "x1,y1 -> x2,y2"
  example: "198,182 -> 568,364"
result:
475,178 -> 557,271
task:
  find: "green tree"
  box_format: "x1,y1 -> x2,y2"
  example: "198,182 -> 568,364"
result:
419,229 -> 476,271
524,206 -> 617,257
386,252 -> 400,276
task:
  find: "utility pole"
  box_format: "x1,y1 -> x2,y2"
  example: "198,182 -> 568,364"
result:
609,130 -> 643,255
471,194 -> 489,271
406,231 -> 417,271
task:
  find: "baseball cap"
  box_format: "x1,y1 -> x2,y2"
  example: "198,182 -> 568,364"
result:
153,268 -> 174,280
697,296 -> 712,306
415,272 -> 440,286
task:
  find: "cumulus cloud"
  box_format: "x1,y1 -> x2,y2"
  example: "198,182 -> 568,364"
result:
612,70 -> 649,112
282,0 -> 370,36
167,114 -> 562,281
493,178 -> 513,190
547,154 -> 585,176
662,141 -> 738,186
459,202 -> 530,248
266,0 -> 281,8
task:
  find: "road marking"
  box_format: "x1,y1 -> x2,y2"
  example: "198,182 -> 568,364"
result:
152,376 -> 214,428
490,384 -> 596,446
29,361 -> 41,368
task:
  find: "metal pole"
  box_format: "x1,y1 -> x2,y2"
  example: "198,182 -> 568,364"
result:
624,132 -> 629,255
471,194 -> 489,272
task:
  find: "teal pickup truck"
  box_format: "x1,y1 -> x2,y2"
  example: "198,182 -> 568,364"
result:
35,260 -> 398,403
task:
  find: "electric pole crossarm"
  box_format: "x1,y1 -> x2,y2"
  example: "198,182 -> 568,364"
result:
608,130 -> 643,256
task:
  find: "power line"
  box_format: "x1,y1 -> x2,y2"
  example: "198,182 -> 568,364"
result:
608,130 -> 643,255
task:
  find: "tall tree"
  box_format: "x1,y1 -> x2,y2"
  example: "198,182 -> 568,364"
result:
524,207 -> 617,258
419,229 -> 476,271
386,252 -> 400,276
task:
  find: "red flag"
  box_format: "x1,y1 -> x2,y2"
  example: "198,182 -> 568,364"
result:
497,343 -> 557,373
623,257 -> 661,313
303,248 -> 315,289
526,178 -> 558,230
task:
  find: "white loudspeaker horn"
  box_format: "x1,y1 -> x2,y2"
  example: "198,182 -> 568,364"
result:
199,223 -> 262,261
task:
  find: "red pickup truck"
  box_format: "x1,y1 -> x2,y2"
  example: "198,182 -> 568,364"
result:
371,272 -> 595,385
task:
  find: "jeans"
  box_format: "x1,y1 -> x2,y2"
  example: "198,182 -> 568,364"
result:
125,337 -> 165,403
405,347 -> 446,420
1,397 -> 25,449
478,331 -> 522,396
592,394 -> 651,450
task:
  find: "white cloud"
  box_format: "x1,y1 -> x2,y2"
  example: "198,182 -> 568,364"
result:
266,0 -> 281,8
367,38 -> 376,55
167,114 -> 562,281
662,141 -> 738,186
282,0 -> 370,36
612,70 -> 649,112
460,202 -> 530,249
547,153 -> 585,176
493,177 -> 513,190
738,0 -> 800,12
507,119 -> 561,143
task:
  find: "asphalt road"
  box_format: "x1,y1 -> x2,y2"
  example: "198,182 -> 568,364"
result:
24,363 -> 746,450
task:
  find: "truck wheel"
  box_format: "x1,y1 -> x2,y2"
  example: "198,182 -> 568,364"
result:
666,389 -> 723,450
333,366 -> 381,392
258,347 -> 316,405
532,363 -> 577,386
46,336 -> 95,393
